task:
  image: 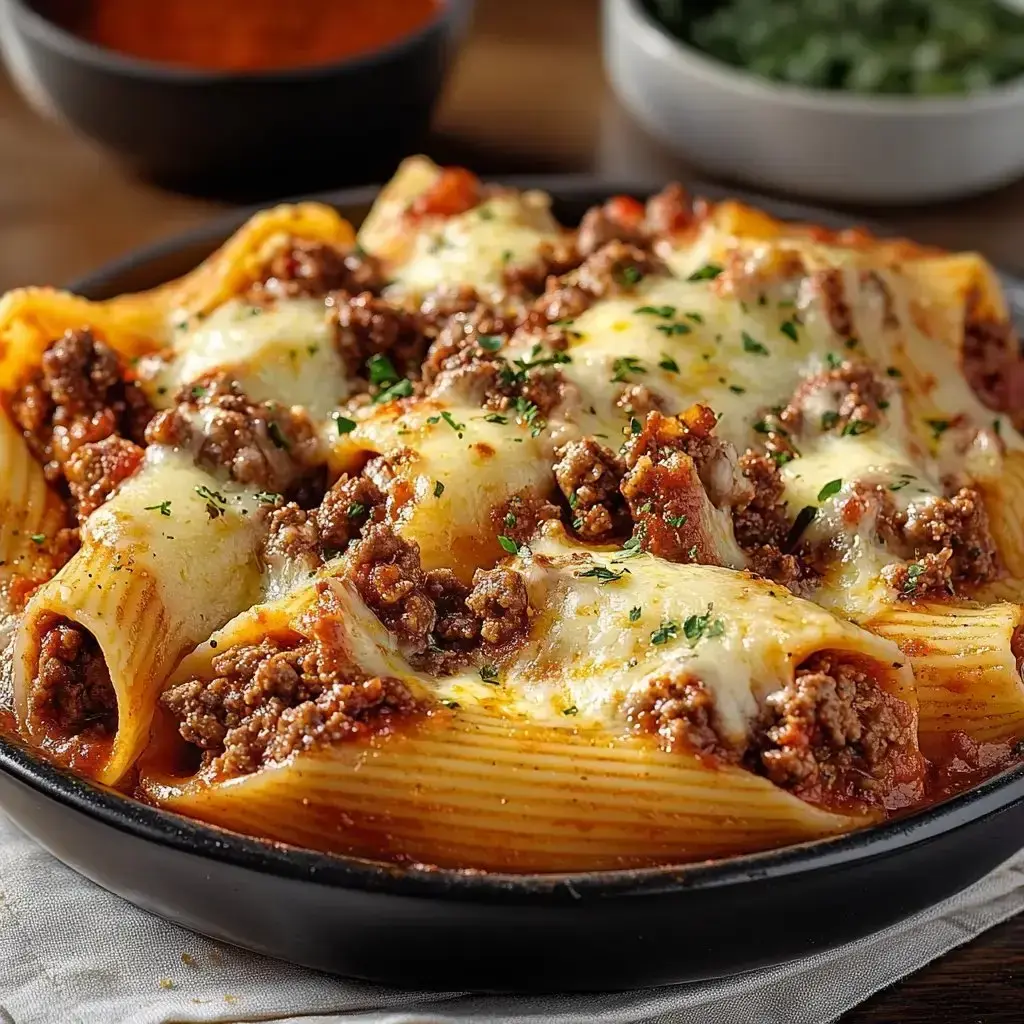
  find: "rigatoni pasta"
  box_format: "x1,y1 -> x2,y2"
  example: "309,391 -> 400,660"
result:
0,157 -> 1023,871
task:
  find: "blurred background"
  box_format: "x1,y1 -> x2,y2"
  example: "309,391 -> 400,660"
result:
3,0 -> 1024,291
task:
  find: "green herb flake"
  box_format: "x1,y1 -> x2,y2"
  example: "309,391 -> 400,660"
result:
630,417 -> 642,435
333,413 -> 357,435
144,501 -> 172,517
504,512 -> 517,528
685,311 -> 704,324
729,384 -> 746,394
634,305 -> 676,319
886,366 -> 903,378
665,513 -> 688,528
366,352 -> 399,387
255,492 -> 281,505
577,564 -> 631,584
817,478 -> 843,502
658,354 -> 681,373
820,410 -> 840,430
902,562 -> 927,596
498,535 -> 520,555
926,418 -> 951,440
480,664 -> 500,685
267,421 -> 290,449
780,320 -> 799,342
484,412 -> 508,424
688,264 -> 723,282
30,533 -> 46,544
562,705 -> 579,717
612,356 -> 647,382
374,378 -> 413,404
682,603 -> 726,647
347,502 -> 366,518
650,620 -> 680,646
433,480 -> 445,499
629,605 -> 642,622
826,352 -> 843,370
742,332 -> 768,356
841,419 -> 875,437
655,322 -> 692,337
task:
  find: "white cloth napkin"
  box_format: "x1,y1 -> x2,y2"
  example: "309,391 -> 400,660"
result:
1,812 -> 1021,1024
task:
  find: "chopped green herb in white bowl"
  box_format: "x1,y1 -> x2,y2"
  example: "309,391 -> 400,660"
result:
603,0 -> 1024,203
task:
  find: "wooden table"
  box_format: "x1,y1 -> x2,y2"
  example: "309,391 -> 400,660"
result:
0,1 -> 1021,1019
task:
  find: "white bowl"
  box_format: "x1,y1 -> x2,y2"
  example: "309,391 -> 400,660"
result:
603,0 -> 1024,204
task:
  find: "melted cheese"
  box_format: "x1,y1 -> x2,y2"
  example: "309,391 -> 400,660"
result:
329,399 -> 554,581
456,531 -> 905,741
385,194 -> 562,299
139,298 -> 346,419
80,448 -> 265,640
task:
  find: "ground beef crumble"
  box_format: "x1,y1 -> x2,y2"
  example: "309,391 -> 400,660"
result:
625,674 -> 731,760
327,291 -> 428,379
160,629 -> 417,776
553,438 -> 625,540
961,292 -> 1024,425
32,618 -> 116,738
780,359 -> 888,437
250,240 -> 387,301
750,652 -> 917,808
9,329 -> 153,498
145,373 -> 319,494
62,436 -> 145,520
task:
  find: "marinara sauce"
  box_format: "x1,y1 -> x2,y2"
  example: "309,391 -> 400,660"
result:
38,0 -> 441,72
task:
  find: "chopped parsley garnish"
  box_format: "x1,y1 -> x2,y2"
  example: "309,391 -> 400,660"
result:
501,249 -> 514,264
307,344 -> 319,356
682,604 -> 726,646
685,311 -> 705,324
30,533 -> 46,544
478,334 -> 503,352
333,413 -> 357,435
267,421 -> 290,449
484,412 -> 508,424
562,705 -> 579,717
728,384 -> 746,394
348,502 -> 366,518
687,544 -> 698,560
844,337 -> 859,350
752,419 -> 773,435
826,352 -> 843,370
433,480 -> 445,498
497,535 -> 520,555
629,605 -> 642,622
841,419 -> 875,437
366,353 -> 399,387
478,206 -> 495,221
687,263 -> 723,281
190,384 -> 207,399
480,664 -> 500,685
577,564 -> 631,584
617,265 -> 643,286
926,418 -> 951,440
440,698 -> 461,710
374,378 -> 413,403
504,512 -> 517,528
619,523 -> 648,558
656,322 -> 691,337
886,366 -> 903,378
440,410 -> 466,436
780,320 -> 799,342
742,332 -> 768,356
635,305 -> 676,318
994,418 -> 1003,436
650,620 -> 680,645
194,485 -> 228,519
783,505 -> 817,553
630,417 -> 642,435
665,513 -> 688,528
144,501 -> 173,517
513,349 -> 573,371
255,492 -> 281,504
513,396 -> 546,436
889,474 -> 916,492
771,450 -> 796,467
612,356 -> 646,382
817,479 -> 843,502
820,410 -> 840,430
902,562 -> 927,596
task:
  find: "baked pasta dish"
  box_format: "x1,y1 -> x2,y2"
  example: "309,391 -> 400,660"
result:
1,158 -> 1023,872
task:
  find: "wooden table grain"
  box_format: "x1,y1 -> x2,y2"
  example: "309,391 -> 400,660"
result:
0,1 -> 1022,1019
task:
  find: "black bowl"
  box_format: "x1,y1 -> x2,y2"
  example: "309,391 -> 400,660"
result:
0,0 -> 472,196
1,179 -> 1023,993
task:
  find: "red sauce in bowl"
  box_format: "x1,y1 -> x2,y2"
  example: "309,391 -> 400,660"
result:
36,0 -> 442,72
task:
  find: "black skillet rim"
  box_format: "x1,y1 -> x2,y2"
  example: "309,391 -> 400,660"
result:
2,174 -> 1023,905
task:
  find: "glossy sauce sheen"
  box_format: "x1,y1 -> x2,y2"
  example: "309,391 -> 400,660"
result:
38,0 -> 441,71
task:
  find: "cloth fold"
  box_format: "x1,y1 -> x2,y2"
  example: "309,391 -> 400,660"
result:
0,812 -> 1021,1024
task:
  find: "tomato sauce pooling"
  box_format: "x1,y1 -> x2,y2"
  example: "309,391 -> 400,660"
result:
39,0 -> 442,72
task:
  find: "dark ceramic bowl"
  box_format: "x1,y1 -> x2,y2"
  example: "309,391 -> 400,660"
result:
1,179 -> 1023,992
0,0 -> 472,195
